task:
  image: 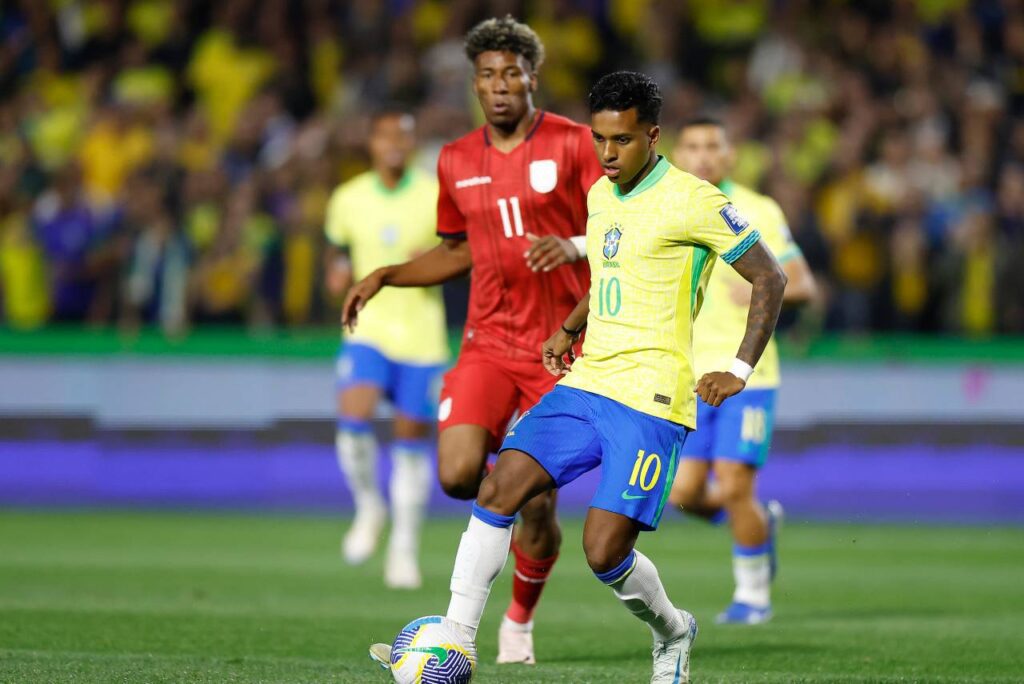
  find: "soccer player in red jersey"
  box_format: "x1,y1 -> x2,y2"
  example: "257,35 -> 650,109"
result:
343,16 -> 602,664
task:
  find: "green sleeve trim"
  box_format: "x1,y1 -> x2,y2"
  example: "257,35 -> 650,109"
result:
776,244 -> 801,264
721,230 -> 761,264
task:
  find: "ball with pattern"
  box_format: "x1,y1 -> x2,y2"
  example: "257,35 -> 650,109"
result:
389,616 -> 476,684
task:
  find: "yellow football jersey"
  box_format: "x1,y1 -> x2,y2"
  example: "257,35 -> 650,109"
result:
691,180 -> 802,389
561,157 -> 761,428
325,169 -> 448,365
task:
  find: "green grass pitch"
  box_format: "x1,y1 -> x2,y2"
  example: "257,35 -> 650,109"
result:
0,510 -> 1021,683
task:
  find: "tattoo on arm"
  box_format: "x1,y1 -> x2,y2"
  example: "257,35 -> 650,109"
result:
728,240 -> 787,367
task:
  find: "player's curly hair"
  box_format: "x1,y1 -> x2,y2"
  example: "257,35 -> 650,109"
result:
588,71 -> 663,125
464,15 -> 545,71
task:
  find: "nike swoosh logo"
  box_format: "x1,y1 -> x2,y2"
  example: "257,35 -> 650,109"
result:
620,489 -> 650,501
588,211 -> 604,219
394,646 -> 449,665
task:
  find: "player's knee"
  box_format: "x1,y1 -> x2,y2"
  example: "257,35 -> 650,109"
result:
716,467 -> 754,507
582,536 -> 631,575
669,480 -> 703,510
476,473 -> 521,517
437,459 -> 482,500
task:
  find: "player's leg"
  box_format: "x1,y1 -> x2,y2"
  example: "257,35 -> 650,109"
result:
588,393 -> 697,682
714,460 -> 773,623
447,386 -> 600,644
498,360 -> 564,664
670,458 -> 726,521
446,450 -> 556,640
435,352 -> 519,500
711,389 -> 779,624
670,398 -> 728,523
584,508 -> 695,654
383,361 -> 445,589
499,488 -> 560,664
334,343 -> 388,564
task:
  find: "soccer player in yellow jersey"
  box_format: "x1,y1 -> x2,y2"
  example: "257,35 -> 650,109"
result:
403,72 -> 787,682
324,110 -> 448,589
669,117 -> 817,625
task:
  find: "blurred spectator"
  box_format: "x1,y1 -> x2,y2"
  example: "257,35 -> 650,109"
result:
0,0 -> 1021,337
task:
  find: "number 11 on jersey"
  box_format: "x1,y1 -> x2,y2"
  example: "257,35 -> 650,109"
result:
497,197 -> 524,238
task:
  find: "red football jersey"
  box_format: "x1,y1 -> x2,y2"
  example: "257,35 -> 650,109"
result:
437,111 -> 603,361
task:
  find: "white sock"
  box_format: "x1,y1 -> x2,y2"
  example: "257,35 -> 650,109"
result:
446,506 -> 514,639
601,550 -> 686,642
388,442 -> 431,558
733,548 -> 771,608
335,427 -> 384,514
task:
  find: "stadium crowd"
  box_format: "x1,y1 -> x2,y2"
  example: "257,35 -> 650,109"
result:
1,0 -> 1022,336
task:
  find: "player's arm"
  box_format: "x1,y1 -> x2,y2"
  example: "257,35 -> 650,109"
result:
324,245 -> 353,299
341,239 -> 471,331
542,295 -> 590,376
696,240 -> 787,406
781,252 -> 816,304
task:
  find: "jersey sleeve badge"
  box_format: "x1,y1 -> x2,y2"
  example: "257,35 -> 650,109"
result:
719,204 -> 750,235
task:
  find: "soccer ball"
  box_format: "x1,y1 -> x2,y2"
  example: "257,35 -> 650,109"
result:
388,615 -> 476,684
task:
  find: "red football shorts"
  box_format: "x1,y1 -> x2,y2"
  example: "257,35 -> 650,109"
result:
438,343 -> 559,450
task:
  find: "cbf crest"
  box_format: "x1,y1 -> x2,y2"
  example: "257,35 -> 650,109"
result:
603,224 -> 623,260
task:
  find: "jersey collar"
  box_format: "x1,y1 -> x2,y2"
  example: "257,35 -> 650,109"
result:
717,178 -> 735,198
613,155 -> 669,201
374,170 -> 413,195
482,111 -> 546,148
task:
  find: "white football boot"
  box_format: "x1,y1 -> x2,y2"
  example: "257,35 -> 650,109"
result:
384,548 -> 422,589
342,501 -> 386,565
496,615 -> 536,664
650,610 -> 698,683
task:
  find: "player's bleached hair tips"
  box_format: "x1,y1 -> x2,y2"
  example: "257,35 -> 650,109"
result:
588,71 -> 663,126
464,15 -> 545,71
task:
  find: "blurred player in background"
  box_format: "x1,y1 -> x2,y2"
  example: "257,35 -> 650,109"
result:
369,71 -> 788,682
343,16 -> 602,663
669,117 -> 817,624
324,110 -> 447,589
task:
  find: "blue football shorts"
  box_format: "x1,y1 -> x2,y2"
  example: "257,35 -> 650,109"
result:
679,388 -> 776,468
500,385 -> 690,531
335,342 -> 445,423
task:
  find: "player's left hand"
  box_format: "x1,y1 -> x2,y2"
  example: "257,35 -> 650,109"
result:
695,372 -> 746,407
542,329 -> 577,376
525,233 -> 578,272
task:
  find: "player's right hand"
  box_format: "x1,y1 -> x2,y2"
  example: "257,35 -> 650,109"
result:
341,270 -> 385,332
695,371 -> 746,407
542,329 -> 577,376
525,233 -> 578,272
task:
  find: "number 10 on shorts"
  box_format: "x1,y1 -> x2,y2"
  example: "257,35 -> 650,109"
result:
628,449 -> 662,491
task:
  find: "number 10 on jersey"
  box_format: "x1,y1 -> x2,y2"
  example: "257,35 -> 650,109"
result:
598,277 -> 621,316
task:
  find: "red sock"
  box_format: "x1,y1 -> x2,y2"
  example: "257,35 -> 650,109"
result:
505,541 -> 558,625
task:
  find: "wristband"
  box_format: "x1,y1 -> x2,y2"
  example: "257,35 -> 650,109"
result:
729,358 -> 754,382
569,235 -> 587,259
561,323 -> 585,337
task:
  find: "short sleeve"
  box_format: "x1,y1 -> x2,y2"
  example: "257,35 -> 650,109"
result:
418,176 -> 441,248
760,197 -> 801,264
685,181 -> 762,264
324,185 -> 349,246
575,125 -> 603,198
436,148 -> 467,240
